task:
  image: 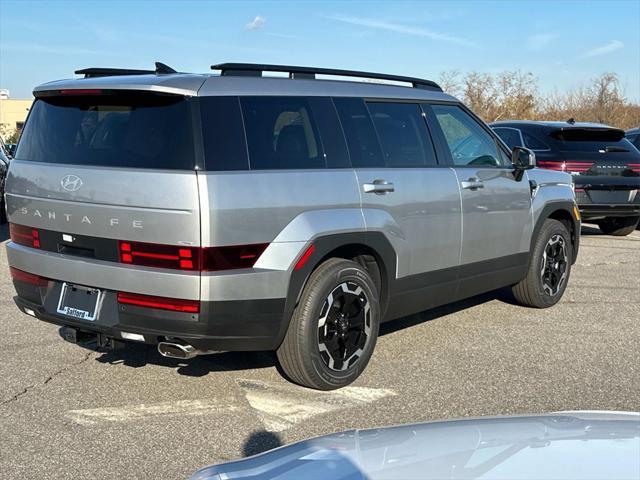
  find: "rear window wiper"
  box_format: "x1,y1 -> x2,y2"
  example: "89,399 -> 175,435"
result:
602,146 -> 629,153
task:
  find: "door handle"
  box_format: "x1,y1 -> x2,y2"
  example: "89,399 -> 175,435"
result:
460,177 -> 484,190
363,180 -> 395,194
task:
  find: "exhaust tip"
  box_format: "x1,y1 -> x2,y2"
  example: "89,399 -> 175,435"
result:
158,341 -> 198,359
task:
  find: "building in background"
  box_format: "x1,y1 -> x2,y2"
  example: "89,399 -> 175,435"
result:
0,91 -> 33,143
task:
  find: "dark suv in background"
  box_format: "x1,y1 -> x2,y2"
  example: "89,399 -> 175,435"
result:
492,121 -> 640,236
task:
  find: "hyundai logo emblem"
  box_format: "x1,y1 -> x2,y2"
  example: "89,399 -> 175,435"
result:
61,174 -> 83,192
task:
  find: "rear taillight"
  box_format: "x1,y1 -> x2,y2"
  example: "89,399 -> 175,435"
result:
9,224 -> 41,249
117,292 -> 199,313
119,241 -> 200,271
537,161 -> 566,171
628,163 -> 640,173
118,240 -> 268,272
537,161 -> 593,173
9,267 -> 49,287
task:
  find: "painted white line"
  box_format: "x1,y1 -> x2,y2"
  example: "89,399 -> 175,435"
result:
67,399 -> 240,425
238,379 -> 396,432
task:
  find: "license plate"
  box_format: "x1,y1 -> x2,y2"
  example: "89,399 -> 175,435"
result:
588,190 -> 635,204
56,283 -> 103,321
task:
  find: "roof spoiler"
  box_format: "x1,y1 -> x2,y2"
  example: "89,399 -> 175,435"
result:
211,62 -> 442,91
75,62 -> 177,78
550,127 -> 626,142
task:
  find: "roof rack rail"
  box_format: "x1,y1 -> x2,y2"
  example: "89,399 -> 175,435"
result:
75,62 -> 177,78
211,63 -> 442,91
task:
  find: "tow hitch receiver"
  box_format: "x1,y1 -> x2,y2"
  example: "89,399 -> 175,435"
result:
60,326 -> 95,345
59,327 -> 124,350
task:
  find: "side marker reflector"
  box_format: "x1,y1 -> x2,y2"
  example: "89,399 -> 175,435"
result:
573,206 -> 581,221
294,244 -> 315,271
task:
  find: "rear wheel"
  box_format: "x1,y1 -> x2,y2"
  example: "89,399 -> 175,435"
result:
277,258 -> 380,390
597,216 -> 639,236
513,219 -> 572,308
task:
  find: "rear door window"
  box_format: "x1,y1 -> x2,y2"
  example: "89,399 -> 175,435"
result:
492,127 -> 523,149
16,93 -> 196,170
333,97 -> 385,168
522,131 -> 550,150
366,102 -> 437,167
240,97 -> 325,170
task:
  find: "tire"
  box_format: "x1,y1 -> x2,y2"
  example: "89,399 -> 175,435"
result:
597,216 -> 639,236
277,258 -> 380,390
512,219 -> 573,308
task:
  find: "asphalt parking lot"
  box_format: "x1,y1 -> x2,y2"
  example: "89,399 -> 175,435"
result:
1,222 -> 638,479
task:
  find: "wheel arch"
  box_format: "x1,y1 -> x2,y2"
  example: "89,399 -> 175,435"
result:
275,231 -> 397,349
532,201 -> 580,264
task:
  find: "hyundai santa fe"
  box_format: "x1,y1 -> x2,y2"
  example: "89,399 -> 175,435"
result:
5,62 -> 580,390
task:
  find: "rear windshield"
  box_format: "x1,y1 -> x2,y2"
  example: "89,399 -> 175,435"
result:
15,93 -> 195,169
549,128 -> 635,153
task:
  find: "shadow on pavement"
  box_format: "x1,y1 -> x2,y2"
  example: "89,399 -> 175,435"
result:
90,342 -> 278,377
74,286 -> 519,376
580,224 -> 603,236
242,430 -> 283,457
380,286 -> 518,336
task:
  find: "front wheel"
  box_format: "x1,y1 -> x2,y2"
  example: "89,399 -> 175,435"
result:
513,219 -> 573,308
277,258 -> 380,390
597,216 -> 639,236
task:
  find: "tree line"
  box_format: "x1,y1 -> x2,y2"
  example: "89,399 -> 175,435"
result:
438,71 -> 639,130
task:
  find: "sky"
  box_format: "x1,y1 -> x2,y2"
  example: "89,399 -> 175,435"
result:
0,0 -> 639,101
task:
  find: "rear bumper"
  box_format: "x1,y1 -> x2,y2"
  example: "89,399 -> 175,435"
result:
574,183 -> 640,220
579,204 -> 640,220
7,241 -> 292,351
13,289 -> 286,351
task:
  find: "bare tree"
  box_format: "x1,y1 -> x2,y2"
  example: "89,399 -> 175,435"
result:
442,70 -> 638,130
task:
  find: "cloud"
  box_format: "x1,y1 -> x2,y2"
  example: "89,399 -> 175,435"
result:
526,33 -> 558,51
321,14 -> 475,47
245,15 -> 266,31
580,40 -> 624,58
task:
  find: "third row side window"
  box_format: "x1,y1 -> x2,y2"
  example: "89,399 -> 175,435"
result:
241,96 -> 325,170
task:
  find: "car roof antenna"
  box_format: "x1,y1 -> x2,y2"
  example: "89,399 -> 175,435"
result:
155,62 -> 177,74
567,117 -> 576,124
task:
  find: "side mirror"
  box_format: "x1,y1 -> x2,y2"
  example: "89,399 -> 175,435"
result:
512,146 -> 536,169
7,144 -> 16,157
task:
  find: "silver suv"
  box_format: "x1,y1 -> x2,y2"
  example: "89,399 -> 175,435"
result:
5,62 -> 580,390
